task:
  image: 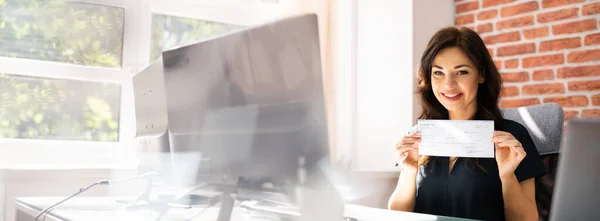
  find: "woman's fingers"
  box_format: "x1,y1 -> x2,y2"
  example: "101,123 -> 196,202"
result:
401,137 -> 420,145
405,131 -> 421,139
493,131 -> 512,137
497,140 -> 521,148
491,134 -> 512,143
396,143 -> 417,153
395,134 -> 420,146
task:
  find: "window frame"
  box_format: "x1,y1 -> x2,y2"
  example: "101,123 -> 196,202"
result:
0,0 -> 283,168
0,0 -> 132,168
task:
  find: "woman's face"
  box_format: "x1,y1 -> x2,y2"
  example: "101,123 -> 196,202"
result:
430,47 -> 482,114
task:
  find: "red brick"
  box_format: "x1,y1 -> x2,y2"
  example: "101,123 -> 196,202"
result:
543,95 -> 588,107
563,110 -> 579,121
501,85 -> 520,97
568,80 -> 600,91
567,49 -> 600,63
456,14 -> 475,25
488,48 -> 495,57
504,59 -> 519,69
497,43 -> 536,57
497,15 -> 534,30
537,8 -> 579,23
500,98 -> 540,108
557,65 -> 600,78
582,2 -> 600,15
501,71 -> 529,82
584,33 -> 600,46
477,23 -> 494,34
523,83 -> 565,95
523,27 -> 550,39
483,0 -> 517,8
501,1 -> 539,17
592,94 -> 600,105
522,54 -> 565,68
495,60 -> 503,69
552,19 -> 598,35
542,0 -> 585,9
582,109 -> 600,118
532,69 -> 555,81
484,31 -> 521,45
478,9 -> 498,20
457,1 -> 480,14
539,37 -> 581,52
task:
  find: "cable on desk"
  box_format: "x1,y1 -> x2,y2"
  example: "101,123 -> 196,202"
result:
34,172 -> 160,221
36,181 -> 108,221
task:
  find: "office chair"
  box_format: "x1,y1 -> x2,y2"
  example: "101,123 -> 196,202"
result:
501,102 -> 564,221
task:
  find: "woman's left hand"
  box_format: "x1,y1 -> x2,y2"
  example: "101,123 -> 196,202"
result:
493,130 -> 526,179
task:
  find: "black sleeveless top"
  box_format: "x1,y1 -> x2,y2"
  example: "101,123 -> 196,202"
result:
414,119 -> 548,220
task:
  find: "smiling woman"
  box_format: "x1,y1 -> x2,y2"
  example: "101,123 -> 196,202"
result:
431,47 -> 485,120
389,27 -> 547,221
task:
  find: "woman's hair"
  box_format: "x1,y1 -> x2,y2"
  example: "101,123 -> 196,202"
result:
416,26 -> 504,171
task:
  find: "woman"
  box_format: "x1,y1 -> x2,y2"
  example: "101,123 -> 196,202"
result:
388,27 -> 547,221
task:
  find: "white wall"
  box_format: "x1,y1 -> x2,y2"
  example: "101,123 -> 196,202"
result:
344,0 -> 454,172
354,0 -> 415,172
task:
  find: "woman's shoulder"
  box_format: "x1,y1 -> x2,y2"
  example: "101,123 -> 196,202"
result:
499,119 -> 528,137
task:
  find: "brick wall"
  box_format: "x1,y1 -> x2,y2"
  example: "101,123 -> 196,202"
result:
455,0 -> 600,122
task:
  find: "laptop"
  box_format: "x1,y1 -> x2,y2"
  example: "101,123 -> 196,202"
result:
549,118 -> 600,220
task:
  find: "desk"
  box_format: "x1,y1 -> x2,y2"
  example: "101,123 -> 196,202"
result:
15,197 -> 250,221
16,197 -> 477,221
344,204 -> 478,221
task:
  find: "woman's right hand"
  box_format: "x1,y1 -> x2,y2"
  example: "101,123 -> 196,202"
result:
395,131 -> 421,174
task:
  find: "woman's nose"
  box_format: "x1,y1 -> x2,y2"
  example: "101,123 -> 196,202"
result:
443,75 -> 457,88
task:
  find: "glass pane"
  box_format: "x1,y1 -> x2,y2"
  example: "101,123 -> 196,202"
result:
0,73 -> 120,141
0,1 -> 124,67
150,14 -> 243,61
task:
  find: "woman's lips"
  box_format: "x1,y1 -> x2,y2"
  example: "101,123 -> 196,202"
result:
442,92 -> 463,101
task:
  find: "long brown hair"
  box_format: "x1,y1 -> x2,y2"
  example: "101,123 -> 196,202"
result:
416,26 -> 504,172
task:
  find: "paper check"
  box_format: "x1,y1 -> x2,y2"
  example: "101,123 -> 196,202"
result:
417,120 -> 495,158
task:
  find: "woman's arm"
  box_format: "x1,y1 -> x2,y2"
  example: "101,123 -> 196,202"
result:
494,130 -> 542,221
389,131 -> 421,211
501,174 -> 538,221
388,170 -> 418,211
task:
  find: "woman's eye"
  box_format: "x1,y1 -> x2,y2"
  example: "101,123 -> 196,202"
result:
433,71 -> 444,75
457,70 -> 469,75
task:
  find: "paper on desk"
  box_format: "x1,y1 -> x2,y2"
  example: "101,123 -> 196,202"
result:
417,120 -> 494,158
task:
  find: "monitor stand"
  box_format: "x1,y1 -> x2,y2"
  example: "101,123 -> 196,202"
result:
216,189 -> 235,221
168,177 -> 297,221
124,177 -> 238,220
118,178 -> 192,210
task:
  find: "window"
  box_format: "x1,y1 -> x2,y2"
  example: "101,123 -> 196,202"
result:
0,0 -> 287,166
0,1 -> 124,67
0,73 -> 120,141
150,13 -> 243,61
0,0 -> 124,143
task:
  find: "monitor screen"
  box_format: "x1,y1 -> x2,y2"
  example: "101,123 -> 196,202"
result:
158,13 -> 329,192
132,14 -> 344,220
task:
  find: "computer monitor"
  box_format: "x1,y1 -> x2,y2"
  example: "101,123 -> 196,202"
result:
133,13 -> 342,220
549,118 -> 600,221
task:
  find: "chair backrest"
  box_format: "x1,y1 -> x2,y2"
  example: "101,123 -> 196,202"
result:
501,102 -> 564,221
